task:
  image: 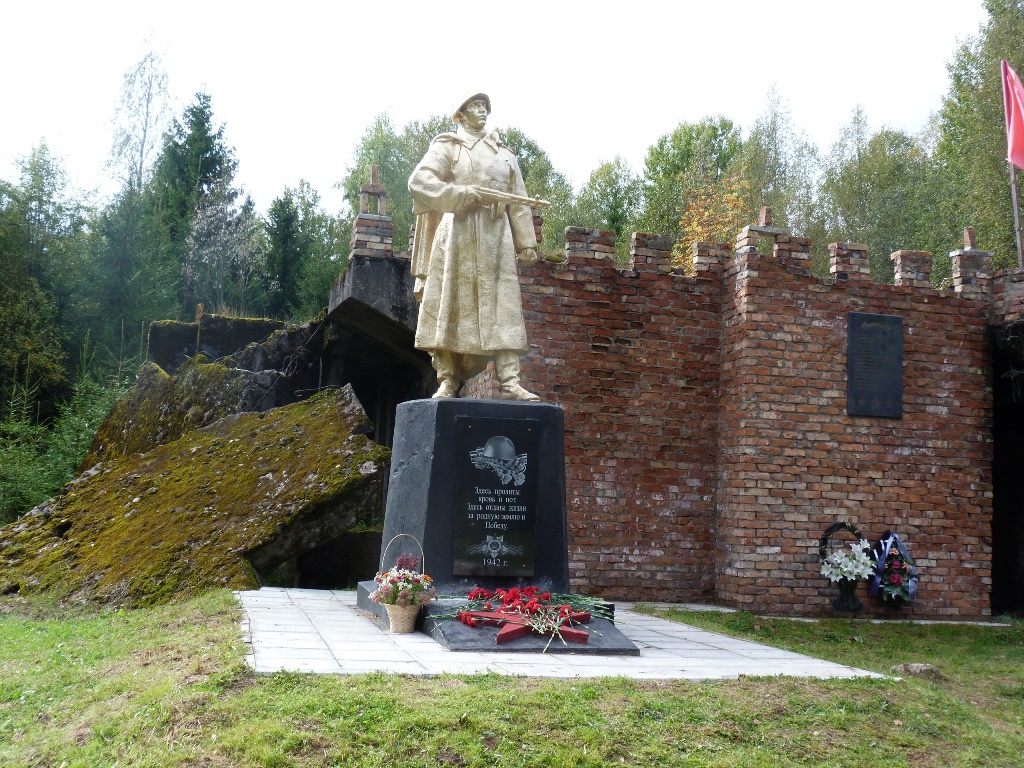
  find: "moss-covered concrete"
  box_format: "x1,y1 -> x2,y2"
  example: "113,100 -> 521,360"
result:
82,356 -> 289,471
0,387 -> 389,607
147,315 -> 283,374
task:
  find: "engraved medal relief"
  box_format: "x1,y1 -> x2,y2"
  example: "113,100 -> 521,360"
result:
453,418 -> 538,577
469,436 -> 527,486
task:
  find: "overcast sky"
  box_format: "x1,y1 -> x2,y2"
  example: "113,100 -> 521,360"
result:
1,1 -> 989,213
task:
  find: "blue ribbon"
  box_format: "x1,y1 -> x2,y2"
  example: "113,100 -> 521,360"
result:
871,533 -> 918,602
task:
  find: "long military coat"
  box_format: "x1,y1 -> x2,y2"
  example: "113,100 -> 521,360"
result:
408,127 -> 537,368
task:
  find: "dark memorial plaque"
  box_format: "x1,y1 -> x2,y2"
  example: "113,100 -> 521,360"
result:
453,417 -> 539,577
847,312 -> 903,418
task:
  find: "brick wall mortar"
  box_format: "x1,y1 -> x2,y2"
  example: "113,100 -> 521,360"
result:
460,227 -> 993,616
716,247 -> 992,617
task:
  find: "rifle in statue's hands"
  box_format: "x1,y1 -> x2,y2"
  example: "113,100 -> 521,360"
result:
470,185 -> 551,215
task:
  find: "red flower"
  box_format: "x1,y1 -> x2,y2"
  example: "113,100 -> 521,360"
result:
540,592 -> 551,601
523,586 -> 540,598
503,588 -> 521,605
457,611 -> 478,627
483,602 -> 493,611
891,560 -> 904,571
889,573 -> 903,586
468,588 -> 493,601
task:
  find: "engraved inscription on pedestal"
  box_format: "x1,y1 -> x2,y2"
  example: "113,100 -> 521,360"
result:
847,312 -> 903,418
453,417 -> 538,577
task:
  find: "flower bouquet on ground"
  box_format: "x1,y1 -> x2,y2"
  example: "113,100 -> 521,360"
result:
370,550 -> 437,633
451,586 -> 612,651
820,538 -> 874,612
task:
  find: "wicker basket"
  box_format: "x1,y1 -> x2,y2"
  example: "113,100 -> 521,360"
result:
377,534 -> 429,633
385,603 -> 421,633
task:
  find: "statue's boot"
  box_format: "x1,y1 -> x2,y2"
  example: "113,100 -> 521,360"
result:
494,352 -> 540,402
431,351 -> 460,399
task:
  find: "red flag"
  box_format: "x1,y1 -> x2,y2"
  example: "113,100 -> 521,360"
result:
1002,60 -> 1024,169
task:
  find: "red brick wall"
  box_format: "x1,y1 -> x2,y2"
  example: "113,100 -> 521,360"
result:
467,229 -> 723,602
466,227 -> 996,616
716,241 -> 992,617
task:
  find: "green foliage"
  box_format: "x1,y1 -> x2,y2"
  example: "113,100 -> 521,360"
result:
820,110 -> 931,282
639,116 -> 742,241
575,157 -> 641,259
108,49 -> 171,191
0,276 -> 66,414
265,189 -> 305,317
501,127 -> 575,254
340,114 -> 428,253
292,181 -> 350,321
151,92 -> 239,313
185,184 -> 266,315
936,0 -> 1024,269
0,354 -> 123,525
265,181 -> 349,321
736,88 -> 824,243
85,185 -> 179,361
0,146 -> 90,417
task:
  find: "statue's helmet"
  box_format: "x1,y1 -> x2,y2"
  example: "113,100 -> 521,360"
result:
453,92 -> 491,120
482,436 -> 516,461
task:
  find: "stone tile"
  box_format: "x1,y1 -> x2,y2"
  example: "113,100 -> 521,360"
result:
257,659 -> 344,674
255,646 -> 337,663
249,632 -> 330,650
237,589 -> 880,681
416,661 -> 504,675
330,660 -> 429,674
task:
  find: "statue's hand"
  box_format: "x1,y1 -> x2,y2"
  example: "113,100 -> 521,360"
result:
517,248 -> 538,266
457,185 -> 485,211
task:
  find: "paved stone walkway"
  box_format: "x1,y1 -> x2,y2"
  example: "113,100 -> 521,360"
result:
238,588 -> 880,680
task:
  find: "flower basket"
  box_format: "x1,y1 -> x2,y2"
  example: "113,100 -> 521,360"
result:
818,521 -> 872,613
370,534 -> 436,632
385,603 -> 421,633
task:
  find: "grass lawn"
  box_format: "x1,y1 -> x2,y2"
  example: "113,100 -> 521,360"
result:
2,590 -> 1022,767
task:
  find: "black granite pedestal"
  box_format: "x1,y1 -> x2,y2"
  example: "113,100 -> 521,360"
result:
372,398 -> 569,594
356,398 -> 637,655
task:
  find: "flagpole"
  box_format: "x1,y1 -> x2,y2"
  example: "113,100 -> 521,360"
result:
1014,163 -> 1024,269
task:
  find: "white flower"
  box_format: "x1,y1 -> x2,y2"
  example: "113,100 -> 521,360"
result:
820,539 -> 874,583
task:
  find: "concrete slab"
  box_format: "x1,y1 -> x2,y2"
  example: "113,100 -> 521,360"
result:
236,588 -> 882,680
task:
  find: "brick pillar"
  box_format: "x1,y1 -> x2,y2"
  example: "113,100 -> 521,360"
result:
735,208 -> 788,255
350,164 -> 393,258
564,227 -> 616,262
531,207 -> 543,247
891,250 -> 932,288
829,242 -> 870,281
691,241 -> 730,274
630,232 -> 673,273
951,248 -> 992,300
773,235 -> 811,261
349,213 -> 393,258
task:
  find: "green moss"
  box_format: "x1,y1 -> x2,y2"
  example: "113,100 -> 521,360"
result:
0,388 -> 389,607
82,356 -> 286,471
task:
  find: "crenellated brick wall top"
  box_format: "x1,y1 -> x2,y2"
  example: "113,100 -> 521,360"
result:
460,219 -> 995,616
